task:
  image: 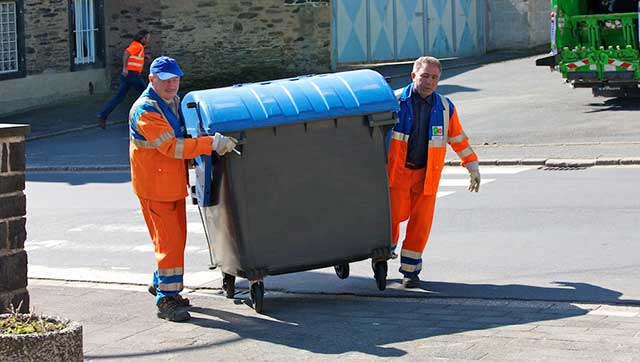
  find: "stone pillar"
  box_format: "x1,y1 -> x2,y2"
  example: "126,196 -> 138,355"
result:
0,124 -> 30,314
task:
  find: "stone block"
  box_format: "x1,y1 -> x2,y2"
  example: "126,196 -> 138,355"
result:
0,221 -> 5,246
0,174 -> 25,194
1,143 -> 7,173
0,194 -> 26,219
0,289 -> 30,313
0,251 -> 28,292
8,217 -> 26,250
9,142 -> 25,172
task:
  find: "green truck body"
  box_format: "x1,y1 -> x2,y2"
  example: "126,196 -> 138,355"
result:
536,0 -> 640,97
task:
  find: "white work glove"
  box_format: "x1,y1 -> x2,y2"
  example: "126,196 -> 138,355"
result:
211,132 -> 238,156
465,161 -> 481,192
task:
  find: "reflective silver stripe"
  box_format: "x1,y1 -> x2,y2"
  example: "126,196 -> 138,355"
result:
158,282 -> 183,292
150,131 -> 175,148
128,61 -> 144,67
400,262 -> 422,273
428,139 -> 447,148
401,249 -> 422,259
131,138 -> 155,149
439,94 -> 450,142
449,132 -> 467,144
174,138 -> 185,159
158,267 -> 184,277
130,131 -> 175,149
391,131 -> 410,142
457,146 -> 474,159
129,55 -> 144,60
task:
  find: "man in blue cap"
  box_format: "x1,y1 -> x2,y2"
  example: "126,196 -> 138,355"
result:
129,56 -> 237,321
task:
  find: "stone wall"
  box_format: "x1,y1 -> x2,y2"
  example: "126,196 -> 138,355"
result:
160,0 -> 331,89
487,0 -> 550,51
0,124 -> 30,314
103,0 -> 158,88
23,0 -> 70,75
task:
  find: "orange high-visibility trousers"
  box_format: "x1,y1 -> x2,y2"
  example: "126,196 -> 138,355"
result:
139,197 -> 187,301
390,168 -> 437,276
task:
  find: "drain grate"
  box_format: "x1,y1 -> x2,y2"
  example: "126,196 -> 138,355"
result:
541,166 -> 589,171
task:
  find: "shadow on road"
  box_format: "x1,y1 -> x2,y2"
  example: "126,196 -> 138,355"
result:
26,170 -> 131,185
84,276 -> 635,360
585,97 -> 640,113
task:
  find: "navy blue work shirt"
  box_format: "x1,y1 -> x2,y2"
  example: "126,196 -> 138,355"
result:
405,90 -> 434,169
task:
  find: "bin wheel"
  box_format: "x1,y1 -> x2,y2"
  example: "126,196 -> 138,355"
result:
250,281 -> 265,313
222,273 -> 236,299
334,263 -> 350,279
373,261 -> 387,291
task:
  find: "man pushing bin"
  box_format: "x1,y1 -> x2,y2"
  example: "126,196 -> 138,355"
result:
388,56 -> 481,288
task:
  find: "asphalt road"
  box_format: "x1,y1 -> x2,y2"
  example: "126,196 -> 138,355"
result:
25,165 -> 640,304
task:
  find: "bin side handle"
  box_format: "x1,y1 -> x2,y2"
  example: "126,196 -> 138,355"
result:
367,114 -> 398,127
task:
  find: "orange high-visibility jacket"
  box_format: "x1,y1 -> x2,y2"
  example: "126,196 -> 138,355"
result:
129,87 -> 212,201
126,40 -> 145,72
387,85 -> 478,195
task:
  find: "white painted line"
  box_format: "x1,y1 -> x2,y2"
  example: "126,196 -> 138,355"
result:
440,178 -> 495,187
442,166 -> 535,175
436,191 -> 455,199
26,239 -> 208,254
28,265 -> 219,288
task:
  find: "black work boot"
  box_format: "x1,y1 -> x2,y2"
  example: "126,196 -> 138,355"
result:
402,275 -> 421,288
97,116 -> 107,129
148,284 -> 190,307
157,296 -> 191,322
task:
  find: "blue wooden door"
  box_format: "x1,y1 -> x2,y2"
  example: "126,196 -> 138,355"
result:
334,0 -> 486,65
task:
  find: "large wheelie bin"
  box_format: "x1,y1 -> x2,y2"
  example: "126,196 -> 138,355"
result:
181,69 -> 399,312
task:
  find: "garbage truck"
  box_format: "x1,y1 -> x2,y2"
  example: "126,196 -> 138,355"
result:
536,0 -> 640,97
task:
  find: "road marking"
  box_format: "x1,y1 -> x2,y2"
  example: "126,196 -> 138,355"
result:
28,265 -> 219,288
440,178 -> 495,187
442,166 -> 536,175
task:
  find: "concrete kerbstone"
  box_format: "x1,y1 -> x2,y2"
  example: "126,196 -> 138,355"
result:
0,314 -> 82,362
595,158 -> 620,166
620,158 -> 640,165
495,159 -> 521,166
545,159 -> 596,167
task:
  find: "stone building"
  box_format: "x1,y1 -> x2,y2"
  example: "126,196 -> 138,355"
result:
0,0 -> 549,117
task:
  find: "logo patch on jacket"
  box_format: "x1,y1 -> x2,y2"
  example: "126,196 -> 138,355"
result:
431,126 -> 444,140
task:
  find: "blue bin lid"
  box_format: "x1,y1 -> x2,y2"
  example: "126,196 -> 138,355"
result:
181,69 -> 399,135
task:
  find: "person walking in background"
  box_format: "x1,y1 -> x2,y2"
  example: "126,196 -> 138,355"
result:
97,29 -> 151,129
387,56 -> 481,288
129,56 -> 237,321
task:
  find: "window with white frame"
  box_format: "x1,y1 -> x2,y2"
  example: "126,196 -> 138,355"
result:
71,0 -> 103,67
0,2 -> 18,74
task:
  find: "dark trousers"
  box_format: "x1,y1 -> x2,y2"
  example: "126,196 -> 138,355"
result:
98,71 -> 147,120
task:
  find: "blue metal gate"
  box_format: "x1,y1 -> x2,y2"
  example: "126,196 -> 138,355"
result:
333,0 -> 485,65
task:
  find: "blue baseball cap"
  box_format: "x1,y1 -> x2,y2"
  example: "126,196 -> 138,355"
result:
150,56 -> 184,80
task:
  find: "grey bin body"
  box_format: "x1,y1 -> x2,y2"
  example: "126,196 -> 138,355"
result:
182,70 -> 399,283
202,115 -> 393,280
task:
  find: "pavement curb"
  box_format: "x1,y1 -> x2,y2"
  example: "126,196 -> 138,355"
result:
26,158 -> 640,172
26,165 -> 130,172
445,158 -> 640,167
26,120 -> 128,142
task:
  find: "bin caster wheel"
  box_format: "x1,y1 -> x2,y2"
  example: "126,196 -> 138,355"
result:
334,263 -> 350,279
373,261 -> 387,291
222,273 -> 236,299
250,281 -> 264,313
